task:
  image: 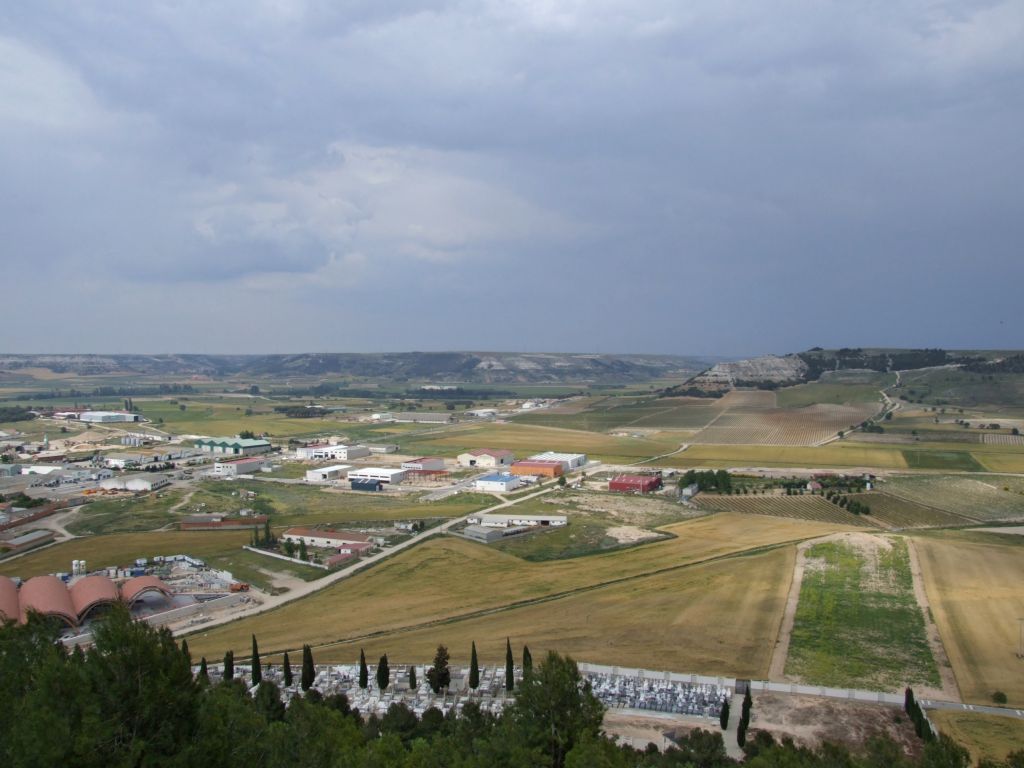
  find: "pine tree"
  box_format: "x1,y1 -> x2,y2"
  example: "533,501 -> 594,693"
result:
522,645 -> 533,679
251,635 -> 262,685
376,654 -> 390,691
426,645 -> 451,694
505,637 -> 514,692
198,656 -> 209,684
223,650 -> 234,680
408,665 -> 417,690
283,651 -> 293,687
301,644 -> 315,691
359,648 -> 369,689
469,641 -> 480,690
719,700 -> 730,730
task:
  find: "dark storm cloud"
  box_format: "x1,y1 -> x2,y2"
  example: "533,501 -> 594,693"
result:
0,1 -> 1021,354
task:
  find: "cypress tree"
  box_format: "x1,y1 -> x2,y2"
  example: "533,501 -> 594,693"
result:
905,687 -> 915,714
505,637 -> 514,692
263,519 -> 272,546
376,654 -> 390,691
469,641 -> 479,690
282,651 -> 293,687
198,656 -> 209,684
301,644 -> 315,691
522,645 -> 533,679
299,539 -> 308,561
719,700 -> 730,730
737,721 -> 747,748
181,638 -> 191,665
224,650 -> 234,680
408,665 -> 417,690
251,635 -> 262,685
359,648 -> 369,689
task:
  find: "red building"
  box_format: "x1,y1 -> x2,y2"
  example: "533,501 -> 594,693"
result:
608,474 -> 663,494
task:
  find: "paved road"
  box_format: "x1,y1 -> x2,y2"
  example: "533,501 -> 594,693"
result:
175,485 -> 558,637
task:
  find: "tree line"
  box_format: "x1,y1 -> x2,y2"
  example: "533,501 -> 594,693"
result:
2,608 -> 1021,767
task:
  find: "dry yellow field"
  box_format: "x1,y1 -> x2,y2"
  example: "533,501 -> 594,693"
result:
312,547 -> 794,677
975,453 -> 1024,473
652,443 -> 909,469
914,532 -> 1024,705
930,711 -> 1024,764
187,513 -> 854,661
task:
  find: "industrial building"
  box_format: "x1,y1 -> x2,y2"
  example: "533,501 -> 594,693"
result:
295,443 -> 370,461
474,473 -> 522,493
391,412 -> 456,424
304,465 -> 352,483
0,574 -> 172,628
509,460 -> 564,478
194,437 -> 272,456
609,474 -> 664,494
366,444 -> 398,454
282,528 -> 373,553
213,457 -> 270,477
79,411 -> 140,423
461,524 -> 532,544
100,474 -> 171,493
467,512 -> 568,528
528,452 -> 588,471
346,467 -> 407,485
457,448 -> 515,468
351,479 -> 383,492
401,457 -> 446,472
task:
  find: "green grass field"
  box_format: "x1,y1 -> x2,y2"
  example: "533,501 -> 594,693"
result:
776,376 -> 892,408
785,537 -> 939,691
901,449 -> 986,471
651,443 -> 911,469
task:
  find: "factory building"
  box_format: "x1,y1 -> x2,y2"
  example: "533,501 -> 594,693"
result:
295,443 -> 370,461
282,528 -> 373,553
509,460 -> 564,478
528,452 -> 588,471
99,474 -> 171,493
79,411 -> 140,423
608,474 -> 663,494
304,465 -> 352,483
467,512 -> 568,528
401,457 -> 446,472
194,437 -> 272,456
213,457 -> 270,477
391,412 -> 456,424
474,473 -> 522,493
461,524 -> 526,544
457,449 -> 515,468
346,468 -> 407,484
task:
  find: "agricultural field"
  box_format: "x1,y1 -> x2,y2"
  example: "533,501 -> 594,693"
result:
689,403 -> 881,446
133,398 -> 349,438
785,536 -> 939,691
66,488 -> 188,535
974,453 -> 1024,473
844,493 -> 973,529
883,475 -> 1024,521
514,396 -> 719,432
487,491 -> 700,561
914,531 -> 1024,705
185,480 -> 494,526
896,368 -> 1024,411
692,494 -> 877,528
775,374 -> 892,408
929,711 -> 1024,765
984,433 -> 1024,446
308,547 -> 794,677
398,422 -> 680,463
185,513 -> 855,662
652,443 -> 910,470
901,449 -> 986,472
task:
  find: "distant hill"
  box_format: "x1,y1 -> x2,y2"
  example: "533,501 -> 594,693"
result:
0,352 -> 715,385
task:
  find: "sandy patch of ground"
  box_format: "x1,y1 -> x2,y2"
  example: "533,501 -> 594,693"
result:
602,711 -> 719,753
605,525 -> 662,544
750,693 -> 922,758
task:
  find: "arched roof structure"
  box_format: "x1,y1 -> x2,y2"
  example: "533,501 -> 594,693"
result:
70,575 -> 121,622
19,575 -> 77,628
119,575 -> 172,606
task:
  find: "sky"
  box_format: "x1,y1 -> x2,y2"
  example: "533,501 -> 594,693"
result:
2,1 -> 1022,357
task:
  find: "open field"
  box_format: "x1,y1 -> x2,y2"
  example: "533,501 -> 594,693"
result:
202,548 -> 324,594
914,531 -> 1024,705
306,547 -> 794,676
975,453 -> 1024,473
883,475 -> 1024,521
651,443 -> 911,469
897,368 -> 1024,410
398,422 -> 680,463
185,513 -> 858,661
930,711 -> 1024,765
775,374 -> 892,408
845,493 -> 973,529
488,491 -> 700,561
134,398 -> 348,438
66,489 -> 189,535
689,403 -> 882,446
515,396 -> 722,432
185,481 -> 493,525
692,494 -> 877,528
785,535 -> 939,691
901,449 -> 986,472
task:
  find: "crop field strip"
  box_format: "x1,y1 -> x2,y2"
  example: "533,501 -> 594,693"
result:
844,492 -> 975,528
692,495 -> 878,528
984,433 -> 1024,446
650,443 -> 911,469
785,537 -> 940,691
185,513 -> 859,662
688,403 -> 881,446
914,531 -> 1024,705
883,475 -> 1024,521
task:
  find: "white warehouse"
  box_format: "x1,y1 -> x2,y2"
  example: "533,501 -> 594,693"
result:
213,457 -> 270,477
474,473 -> 522,493
467,512 -> 568,528
79,411 -> 140,423
528,452 -> 588,471
347,467 -> 407,484
305,465 -> 352,483
457,449 -> 515,468
295,444 -> 370,461
401,457 -> 446,472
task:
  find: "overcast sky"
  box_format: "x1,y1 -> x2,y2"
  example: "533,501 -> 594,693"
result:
2,1 -> 1022,356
